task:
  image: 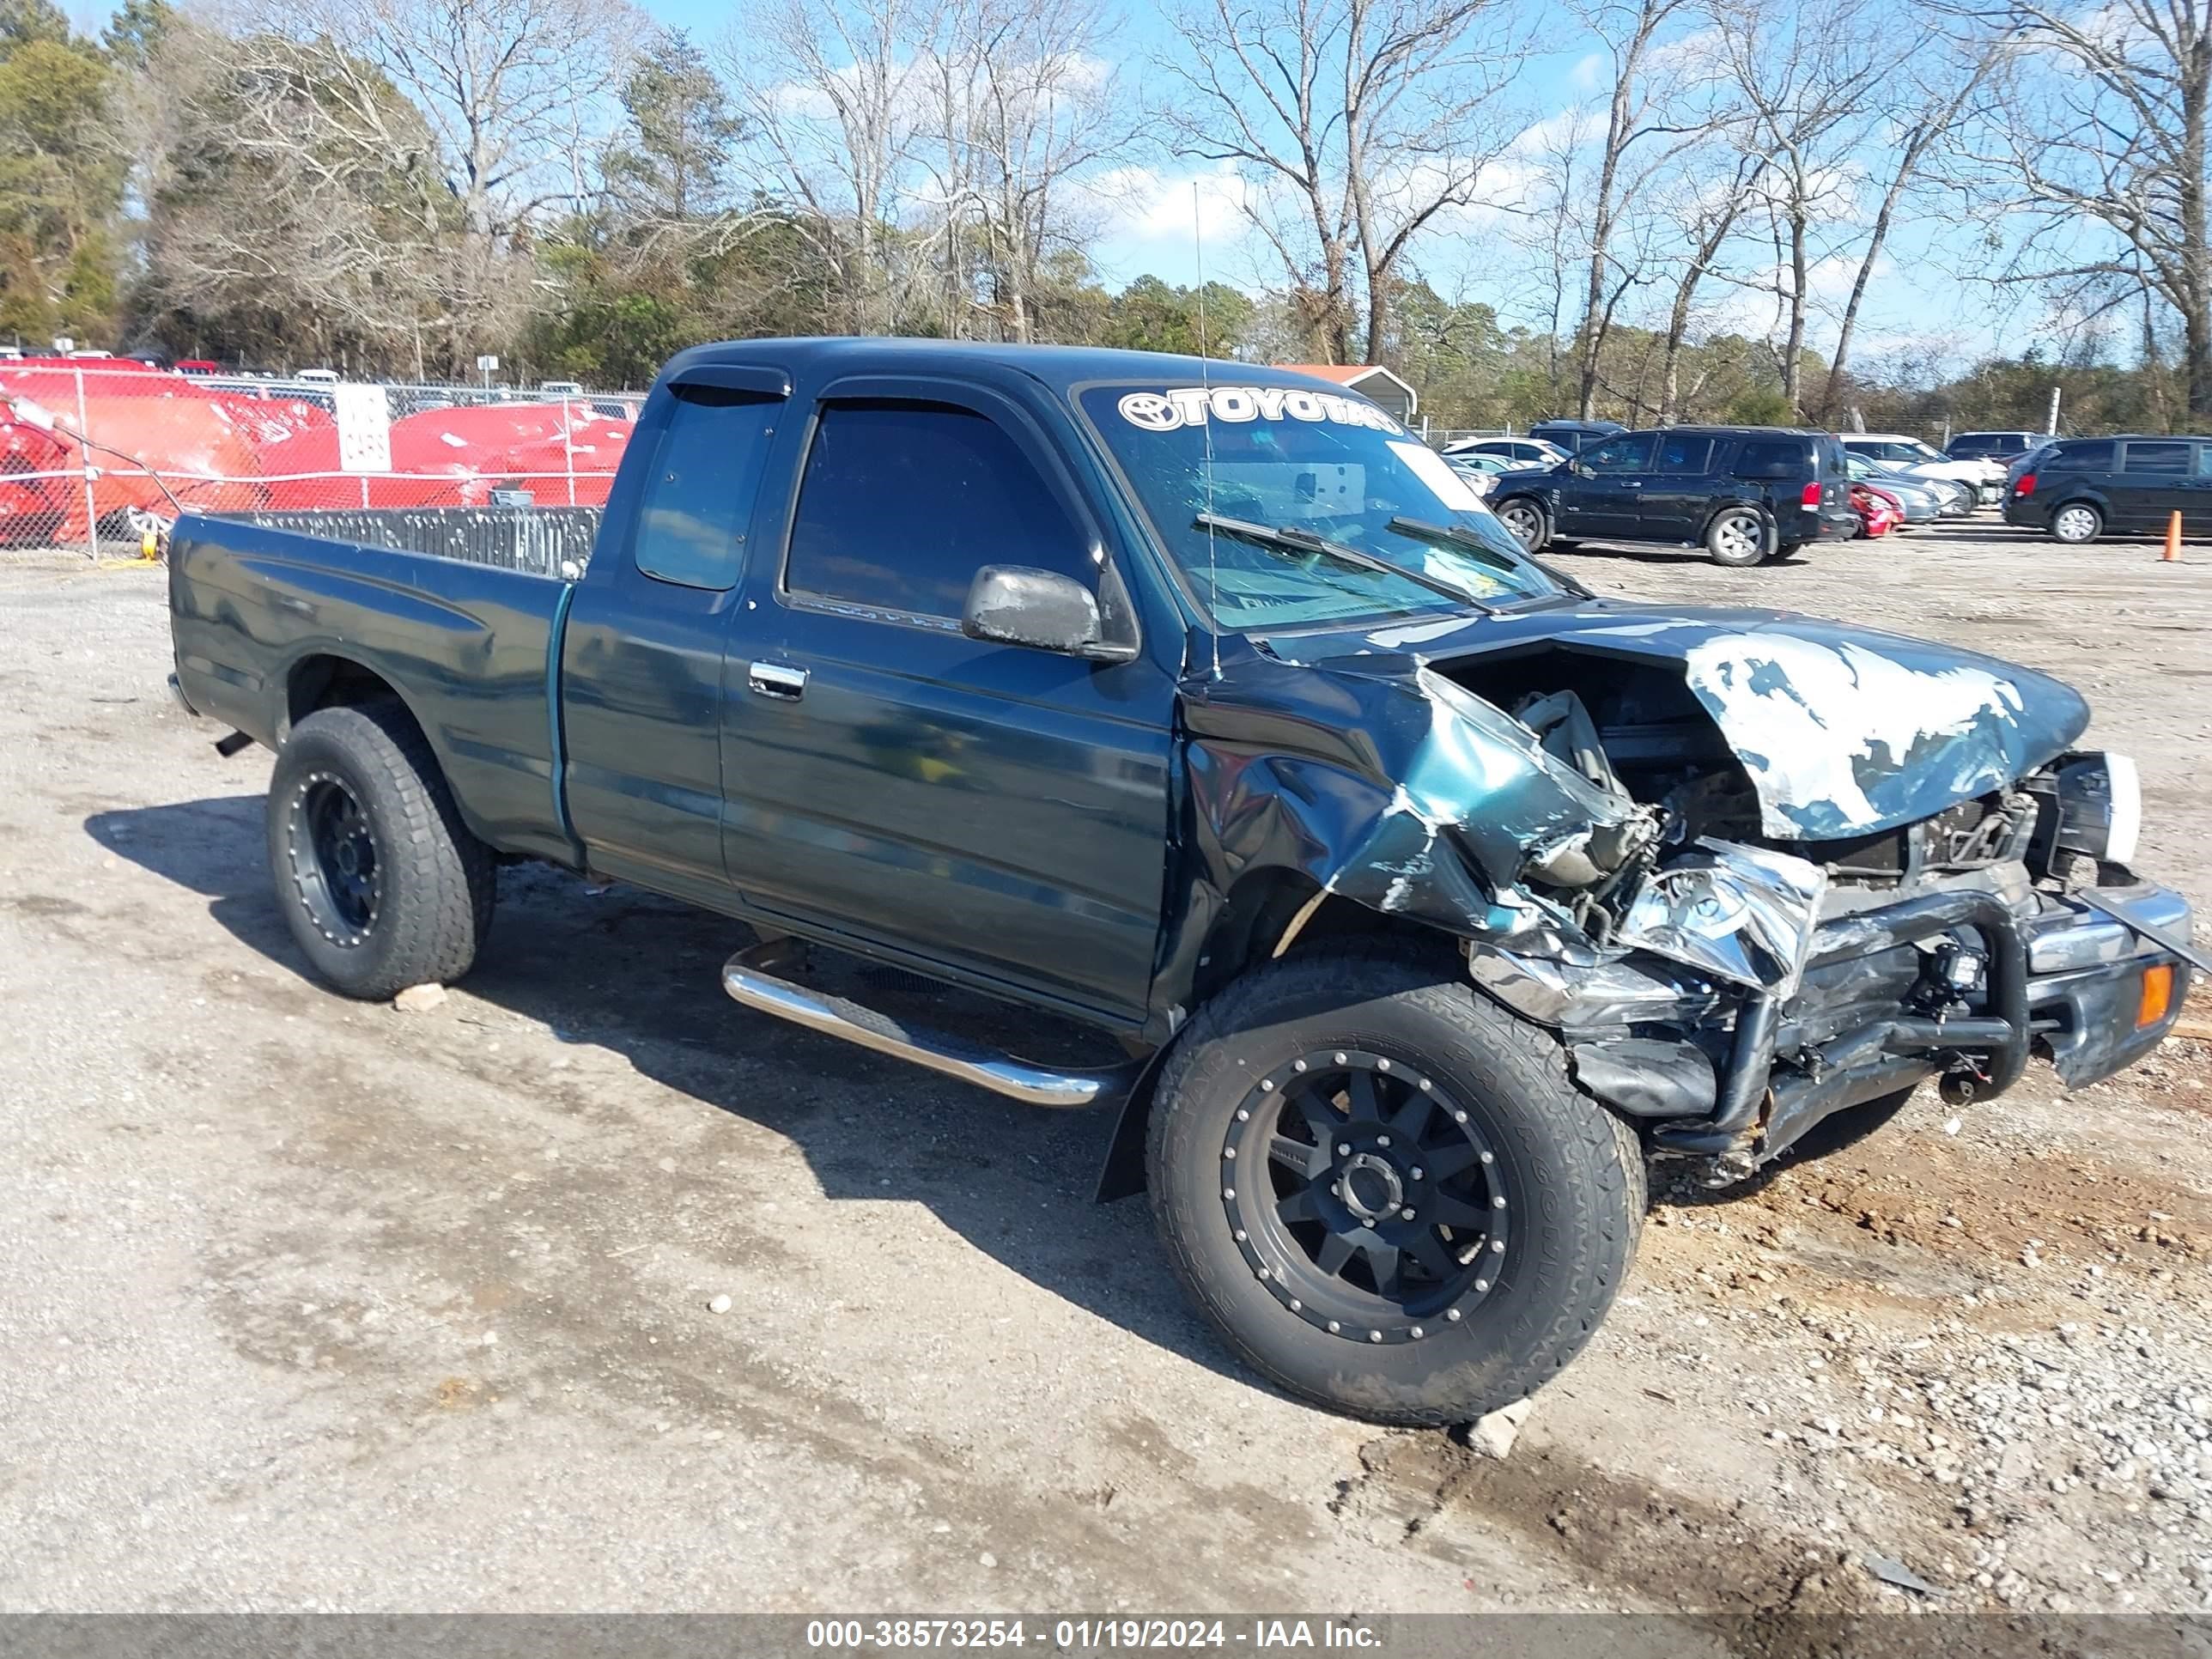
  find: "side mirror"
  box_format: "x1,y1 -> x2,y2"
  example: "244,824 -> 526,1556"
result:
962,565 -> 1133,660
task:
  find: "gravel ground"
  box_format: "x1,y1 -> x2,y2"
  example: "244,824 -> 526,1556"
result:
1,519 -> 2208,1618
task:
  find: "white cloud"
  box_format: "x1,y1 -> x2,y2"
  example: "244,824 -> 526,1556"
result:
1084,160 -> 1255,250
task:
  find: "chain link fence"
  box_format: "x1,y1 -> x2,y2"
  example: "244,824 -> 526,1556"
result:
0,361 -> 642,558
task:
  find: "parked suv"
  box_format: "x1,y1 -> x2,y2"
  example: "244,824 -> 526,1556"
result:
1526,417 -> 1628,455
1947,430 -> 2041,465
1487,426 -> 1858,566
2003,434 -> 2212,543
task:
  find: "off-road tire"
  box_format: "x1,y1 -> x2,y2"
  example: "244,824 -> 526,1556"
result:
2050,501 -> 2102,544
1705,506 -> 1770,567
1146,944 -> 1645,1426
267,701 -> 496,1000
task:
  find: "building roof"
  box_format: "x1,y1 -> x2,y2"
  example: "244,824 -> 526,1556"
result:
1271,363 -> 1419,415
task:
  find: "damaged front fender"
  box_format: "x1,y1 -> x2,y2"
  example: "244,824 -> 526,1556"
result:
1176,645 -> 1647,947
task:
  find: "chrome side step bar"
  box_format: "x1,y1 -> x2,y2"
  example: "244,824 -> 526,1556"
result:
720,942 -> 1135,1108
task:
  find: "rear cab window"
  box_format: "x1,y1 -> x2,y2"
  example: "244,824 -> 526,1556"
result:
632,385 -> 780,589
782,400 -> 1096,622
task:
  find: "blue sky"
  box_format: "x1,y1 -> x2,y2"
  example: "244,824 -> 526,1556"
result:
76,0 -> 2009,370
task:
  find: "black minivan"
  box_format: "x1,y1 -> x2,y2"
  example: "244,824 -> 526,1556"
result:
1486,425 -> 1859,567
2002,434 -> 2212,543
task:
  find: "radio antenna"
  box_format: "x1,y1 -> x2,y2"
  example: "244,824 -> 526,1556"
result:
1194,181 -> 1220,680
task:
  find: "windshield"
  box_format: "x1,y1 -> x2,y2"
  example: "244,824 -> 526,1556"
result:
1078,382 -> 1563,629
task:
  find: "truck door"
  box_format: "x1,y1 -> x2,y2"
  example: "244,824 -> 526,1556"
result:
559,367 -> 787,907
718,380 -> 1176,1028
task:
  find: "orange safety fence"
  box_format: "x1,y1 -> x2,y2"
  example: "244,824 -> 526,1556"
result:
0,362 -> 641,555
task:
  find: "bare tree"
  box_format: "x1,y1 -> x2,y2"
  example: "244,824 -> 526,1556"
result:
1563,0 -> 1707,417
1711,0 -> 1882,416
1815,33 -> 1997,419
1154,0 -> 1523,364
229,0 -> 639,240
1650,145 -> 1765,422
1958,0 -> 2212,416
957,0 -> 1127,341
721,0 -> 939,333
137,16 -> 500,372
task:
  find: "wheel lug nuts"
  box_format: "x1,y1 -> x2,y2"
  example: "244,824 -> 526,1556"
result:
1376,1134 -> 1390,1147
1294,1060 -> 1308,1072
1410,1167 -> 1424,1180
1224,1147 -> 1237,1159
1360,1218 -> 1374,1229
1410,1326 -> 1424,1339
1333,1052 -> 1347,1064
1492,1194 -> 1504,1209
1492,1239 -> 1505,1253
1376,1059 -> 1390,1072
1289,1298 -> 1302,1311
1399,1206 -> 1415,1220
1327,1320 -> 1340,1334
1368,1329 -> 1382,1342
1475,1278 -> 1489,1291
1454,1109 -> 1468,1123
1337,1142 -> 1351,1156
1236,1108 -> 1249,1121
1479,1150 -> 1493,1164
1447,1309 -> 1462,1322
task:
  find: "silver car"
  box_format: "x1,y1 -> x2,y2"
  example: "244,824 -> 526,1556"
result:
1844,456 -> 1968,521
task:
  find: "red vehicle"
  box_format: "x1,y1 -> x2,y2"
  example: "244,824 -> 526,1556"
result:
1850,481 -> 1903,538
176,360 -> 222,376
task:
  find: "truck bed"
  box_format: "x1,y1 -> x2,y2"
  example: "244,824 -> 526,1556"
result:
168,507 -> 592,862
221,507 -> 602,578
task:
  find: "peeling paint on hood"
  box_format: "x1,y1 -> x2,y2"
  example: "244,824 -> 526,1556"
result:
1324,605 -> 2092,841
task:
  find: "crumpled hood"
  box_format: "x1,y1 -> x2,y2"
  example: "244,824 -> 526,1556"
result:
1297,604 -> 2094,840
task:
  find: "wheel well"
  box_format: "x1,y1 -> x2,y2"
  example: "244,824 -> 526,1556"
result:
1698,497 -> 1768,536
284,655 -> 410,740
1095,878 -> 1465,1203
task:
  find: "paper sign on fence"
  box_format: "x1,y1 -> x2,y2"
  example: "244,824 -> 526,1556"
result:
332,384 -> 393,475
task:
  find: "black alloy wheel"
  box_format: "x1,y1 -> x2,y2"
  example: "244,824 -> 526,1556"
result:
1221,1048 -> 1507,1344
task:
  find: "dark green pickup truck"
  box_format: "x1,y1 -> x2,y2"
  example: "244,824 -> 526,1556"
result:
167,338 -> 2197,1425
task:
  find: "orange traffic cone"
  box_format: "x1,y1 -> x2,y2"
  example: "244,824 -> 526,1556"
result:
2166,511 -> 2183,561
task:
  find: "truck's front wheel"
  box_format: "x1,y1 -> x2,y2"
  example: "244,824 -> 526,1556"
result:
1147,945 -> 1644,1426
267,702 -> 496,1000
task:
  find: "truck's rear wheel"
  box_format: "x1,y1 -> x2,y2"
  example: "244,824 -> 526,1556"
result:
1146,945 -> 1644,1426
267,702 -> 495,1000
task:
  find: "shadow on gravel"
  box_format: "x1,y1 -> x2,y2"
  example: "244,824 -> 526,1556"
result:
85,793 -> 1255,1393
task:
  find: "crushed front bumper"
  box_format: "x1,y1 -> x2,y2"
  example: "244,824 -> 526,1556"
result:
1478,877 -> 2194,1170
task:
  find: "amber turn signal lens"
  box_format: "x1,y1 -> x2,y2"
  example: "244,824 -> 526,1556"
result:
2137,963 -> 2176,1030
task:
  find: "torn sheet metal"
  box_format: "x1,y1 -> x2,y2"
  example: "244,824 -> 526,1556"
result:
1615,839 -> 1828,998
1178,644 -> 1643,941
1332,608 -> 2091,842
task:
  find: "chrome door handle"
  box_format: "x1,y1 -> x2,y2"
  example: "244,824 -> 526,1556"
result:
749,661 -> 808,701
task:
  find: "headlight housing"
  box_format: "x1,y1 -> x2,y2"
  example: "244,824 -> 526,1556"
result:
2046,750 -> 2142,865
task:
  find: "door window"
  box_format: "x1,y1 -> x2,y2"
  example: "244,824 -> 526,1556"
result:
1580,434 -> 1656,473
632,385 -> 781,590
2125,441 -> 2192,474
785,401 -> 1092,620
1654,434 -> 1715,475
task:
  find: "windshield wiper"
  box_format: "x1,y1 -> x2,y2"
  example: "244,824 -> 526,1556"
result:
1384,515 -> 1594,601
1192,513 -> 1490,610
